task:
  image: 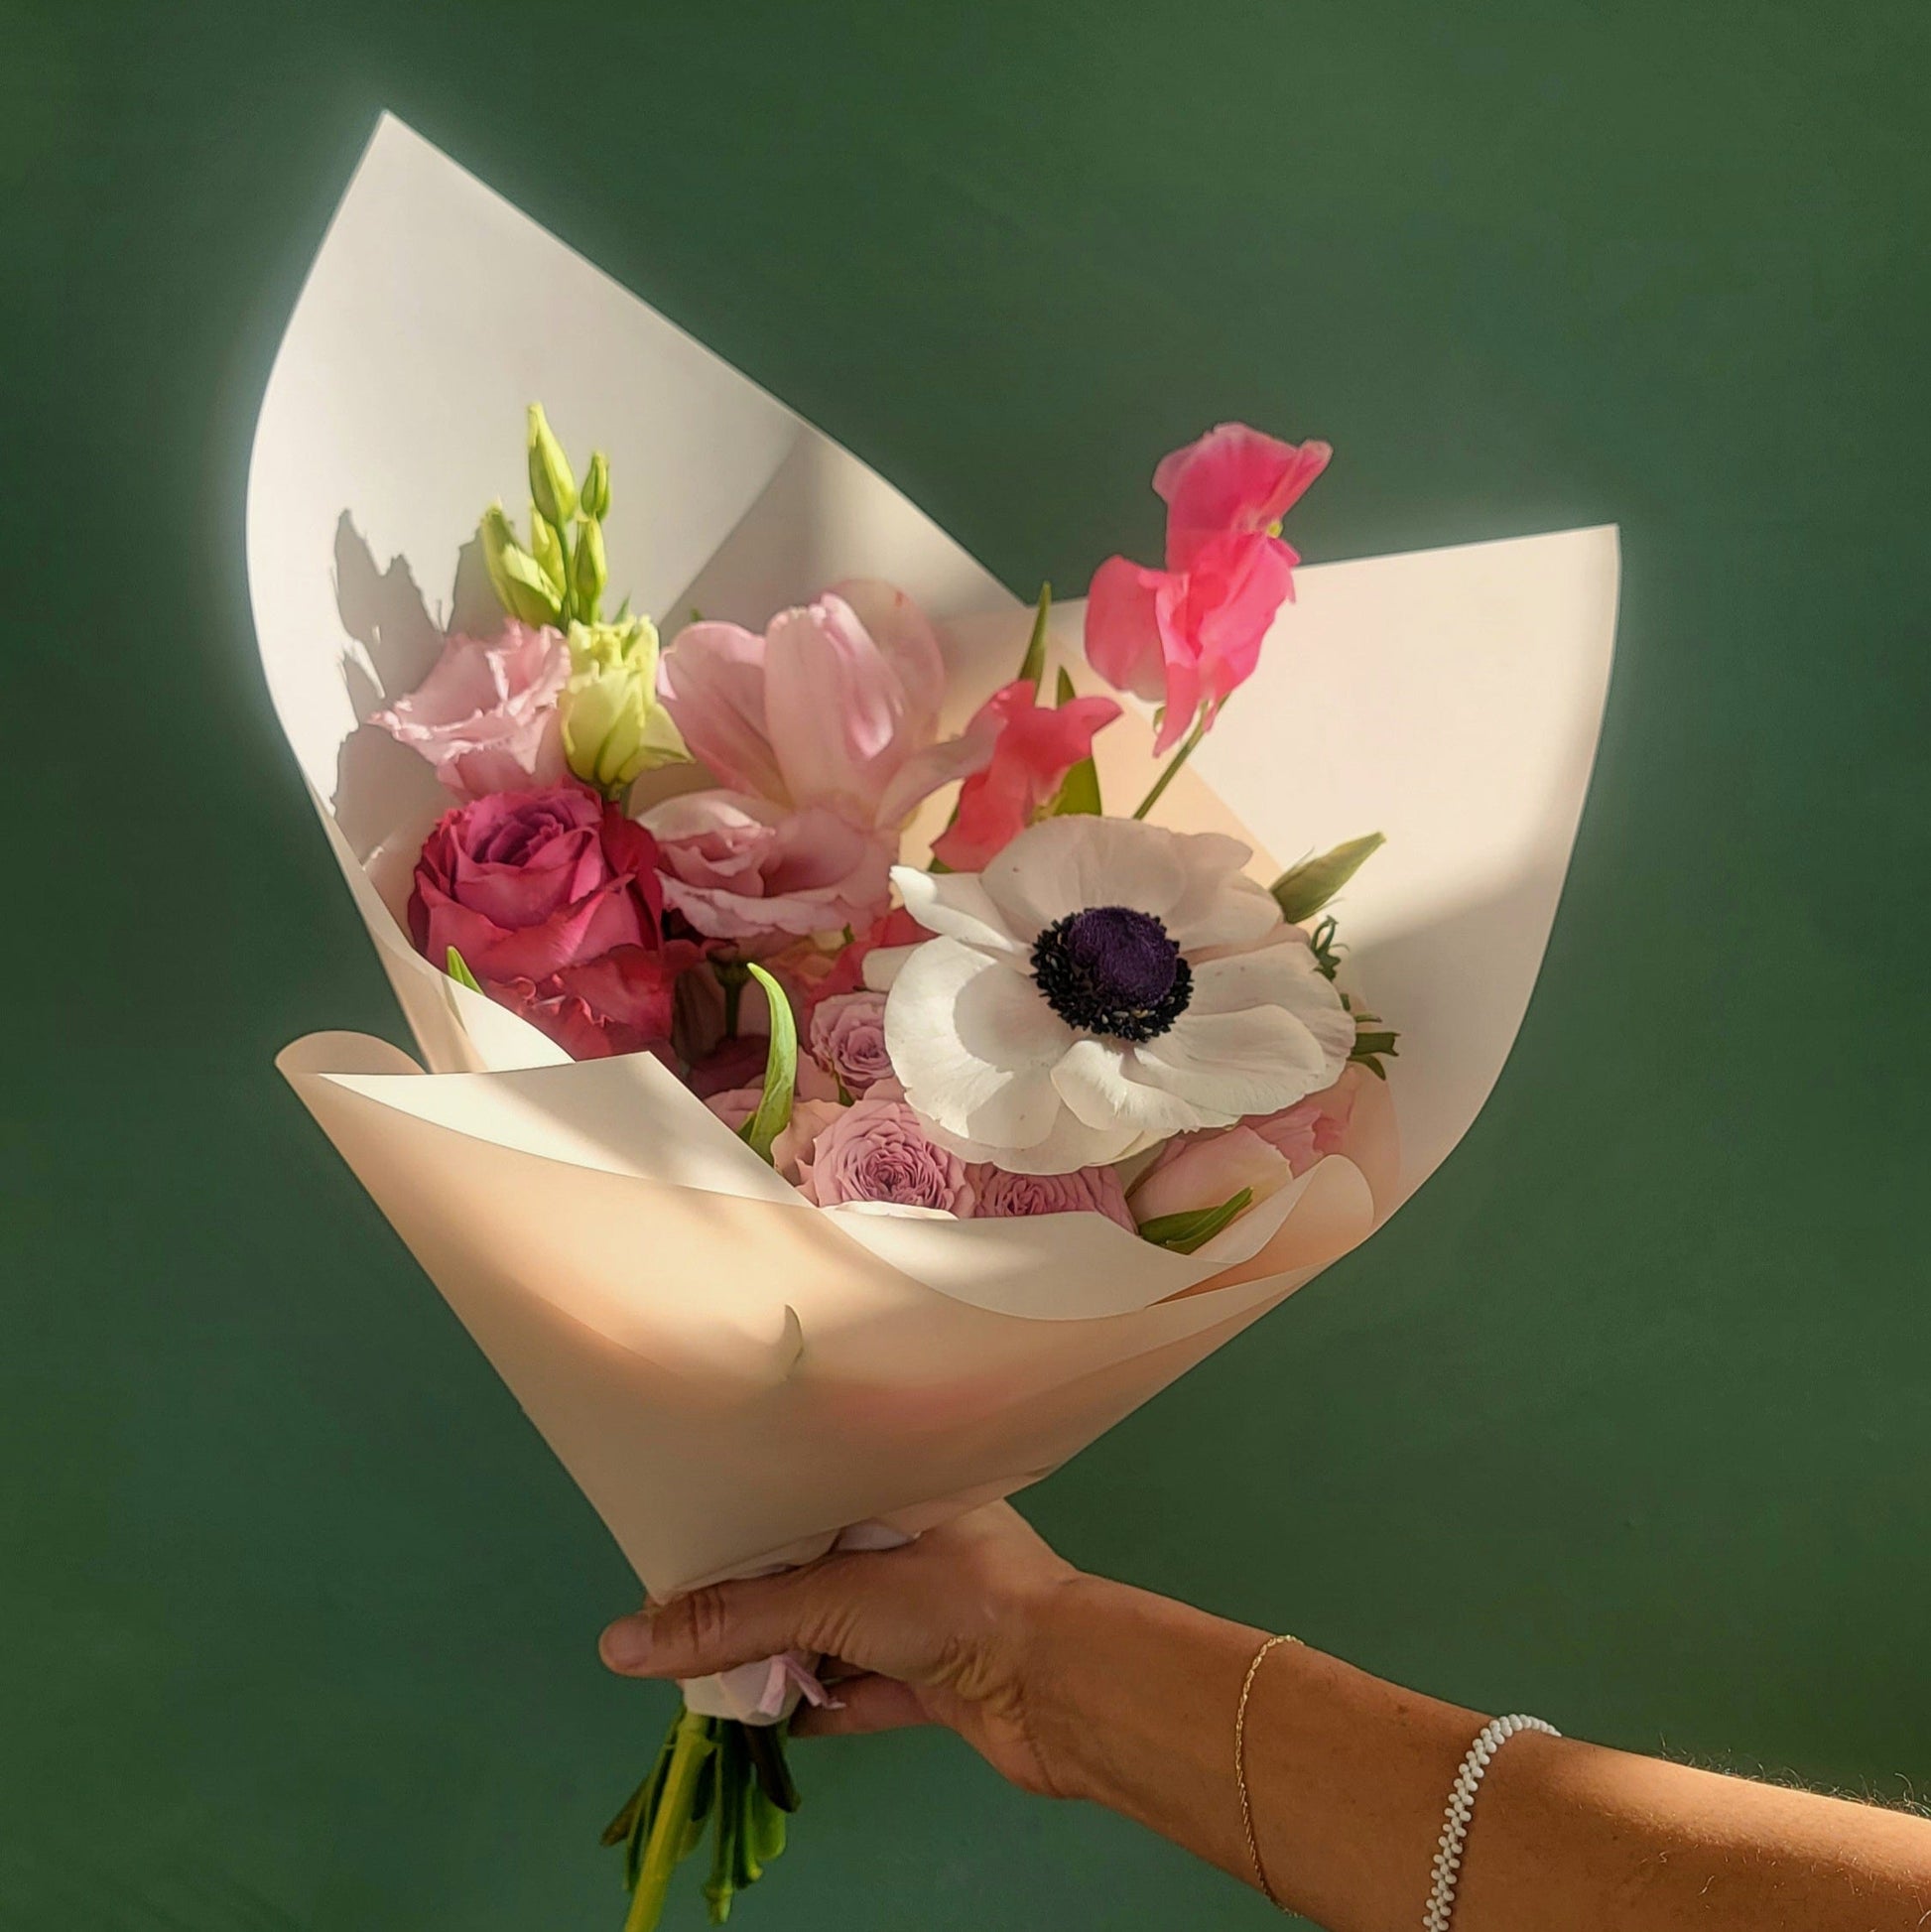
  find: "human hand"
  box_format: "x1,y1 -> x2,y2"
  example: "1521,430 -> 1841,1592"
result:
599,1503 -> 1086,1796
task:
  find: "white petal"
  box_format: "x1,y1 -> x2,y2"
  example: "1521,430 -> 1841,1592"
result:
923,1103 -> 1150,1176
1189,945 -> 1355,1077
980,816 -> 1192,939
1051,1037 -> 1217,1140
861,944 -> 920,991
1132,1005 -> 1337,1116
890,865 -> 1027,958
883,938 -> 1074,1144
1167,866 -> 1281,953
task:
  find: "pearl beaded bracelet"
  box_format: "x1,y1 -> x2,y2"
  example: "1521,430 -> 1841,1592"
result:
1423,1713 -> 1560,1929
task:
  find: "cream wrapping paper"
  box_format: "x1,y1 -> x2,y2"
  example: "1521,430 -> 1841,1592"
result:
250,115 -> 1619,1604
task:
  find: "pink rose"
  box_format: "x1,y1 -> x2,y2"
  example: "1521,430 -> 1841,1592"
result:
1153,423 -> 1331,571
705,1092 -> 844,1182
370,622 -> 570,799
1085,423 -> 1328,752
970,1163 -> 1135,1231
808,990 -> 894,1095
797,1081 -> 977,1216
1129,1071 -> 1359,1224
409,786 -> 665,982
929,679 -> 1122,872
641,791 -> 894,942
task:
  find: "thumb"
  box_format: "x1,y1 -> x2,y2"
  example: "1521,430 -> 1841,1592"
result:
599,1567 -> 847,1680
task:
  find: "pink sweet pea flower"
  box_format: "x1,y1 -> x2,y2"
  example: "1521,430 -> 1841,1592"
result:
1085,424 -> 1328,752
1087,532 -> 1298,751
1154,423 -> 1331,571
929,679 -> 1121,871
370,622 -> 570,799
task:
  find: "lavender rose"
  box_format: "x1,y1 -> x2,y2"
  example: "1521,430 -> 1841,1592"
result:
808,990 -> 894,1095
797,1081 -> 976,1216
970,1163 -> 1136,1231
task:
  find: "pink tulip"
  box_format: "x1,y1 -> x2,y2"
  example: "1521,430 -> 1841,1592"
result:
370,622 -> 570,799
929,679 -> 1121,871
1085,423 -> 1328,752
660,581 -> 993,830
1153,423 -> 1331,571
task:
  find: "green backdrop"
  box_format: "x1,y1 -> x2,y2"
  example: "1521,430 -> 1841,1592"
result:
6,2 -> 1928,1926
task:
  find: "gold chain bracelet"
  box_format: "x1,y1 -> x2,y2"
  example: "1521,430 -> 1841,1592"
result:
1234,1632 -> 1300,1909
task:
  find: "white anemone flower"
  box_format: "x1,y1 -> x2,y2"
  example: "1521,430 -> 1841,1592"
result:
879,817 -> 1356,1175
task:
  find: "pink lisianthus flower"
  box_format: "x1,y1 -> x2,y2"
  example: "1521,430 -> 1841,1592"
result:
970,1162 -> 1135,1231
929,679 -> 1122,871
1154,423 -> 1331,571
1085,423 -> 1328,752
808,990 -> 895,1096
797,1080 -> 977,1216
641,793 -> 893,943
370,622 -> 570,799
649,581 -> 997,942
1127,1068 -> 1359,1225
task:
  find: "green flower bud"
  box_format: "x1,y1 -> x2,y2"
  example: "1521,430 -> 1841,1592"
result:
572,515 -> 607,622
561,617 -> 689,796
529,506 -> 567,594
580,450 -> 611,522
526,402 -> 578,526
480,502 -> 563,626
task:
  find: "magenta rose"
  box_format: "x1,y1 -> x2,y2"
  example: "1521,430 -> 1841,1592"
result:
797,1081 -> 977,1216
808,990 -> 894,1095
409,786 -> 698,1062
370,622 -> 570,799
487,947 -> 685,1062
410,786 -> 664,982
970,1163 -> 1135,1231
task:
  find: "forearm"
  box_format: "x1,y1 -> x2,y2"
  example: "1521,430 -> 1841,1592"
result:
1030,1577 -> 1931,1932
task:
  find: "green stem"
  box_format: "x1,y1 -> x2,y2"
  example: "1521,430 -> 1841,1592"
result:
716,960 -> 749,1038
1131,712 -> 1208,821
625,1708 -> 714,1932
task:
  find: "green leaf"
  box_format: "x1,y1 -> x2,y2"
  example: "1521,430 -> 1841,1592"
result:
736,963 -> 797,1163
1352,1030 -> 1400,1059
1047,666 -> 1103,816
445,947 -> 484,993
1136,1186 -> 1254,1254
1270,833 -> 1386,924
1015,581 -> 1052,690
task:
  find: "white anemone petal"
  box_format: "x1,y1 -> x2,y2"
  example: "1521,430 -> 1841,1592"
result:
922,1103 -> 1150,1176
1131,1004 -> 1337,1116
883,938 -> 1074,1144
979,816 -> 1192,939
1166,866 -> 1281,954
1051,1037 -> 1219,1139
890,865 -> 1026,958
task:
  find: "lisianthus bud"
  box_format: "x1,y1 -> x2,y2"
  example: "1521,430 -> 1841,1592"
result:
526,402 -> 579,526
480,502 -> 563,626
529,506 -> 567,593
572,515 -> 607,621
562,616 -> 689,795
580,450 -> 611,521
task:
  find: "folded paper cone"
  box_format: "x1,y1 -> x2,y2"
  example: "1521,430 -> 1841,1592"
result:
249,115 -> 1617,1596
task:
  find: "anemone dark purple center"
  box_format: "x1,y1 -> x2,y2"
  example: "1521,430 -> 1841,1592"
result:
1029,905 -> 1193,1043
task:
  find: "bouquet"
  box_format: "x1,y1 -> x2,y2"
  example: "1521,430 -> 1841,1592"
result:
252,117 -> 1618,1929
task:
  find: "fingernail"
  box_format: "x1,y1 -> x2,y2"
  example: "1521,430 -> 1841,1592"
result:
599,1616 -> 654,1671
